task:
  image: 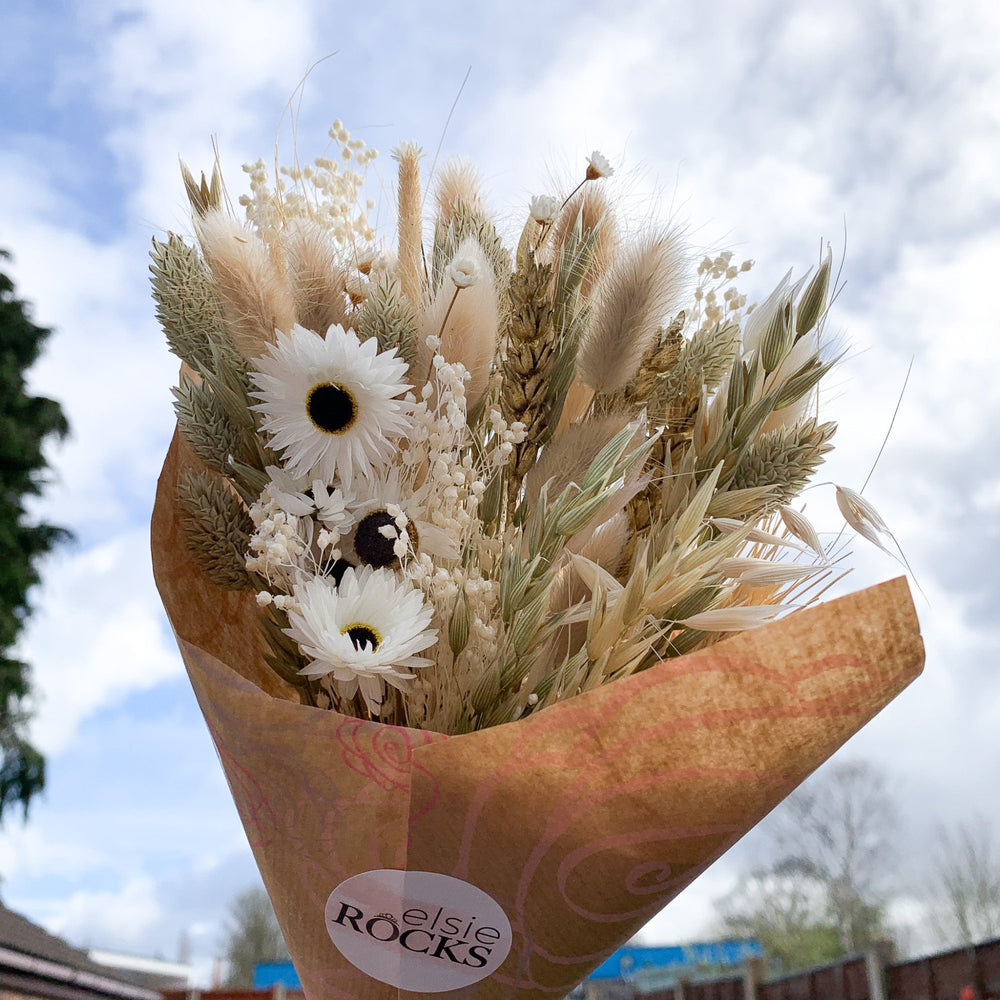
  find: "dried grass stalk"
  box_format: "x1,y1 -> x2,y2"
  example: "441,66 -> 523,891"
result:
502,258 -> 556,480
525,415 -> 630,511
550,185 -> 618,298
435,159 -> 483,230
172,375 -> 247,477
730,418 -> 836,504
432,201 -> 512,314
418,238 -> 499,407
150,234 -> 229,373
355,276 -> 419,366
176,468 -> 255,591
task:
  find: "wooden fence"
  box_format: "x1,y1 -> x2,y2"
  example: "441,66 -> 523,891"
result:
627,938 -> 1000,1000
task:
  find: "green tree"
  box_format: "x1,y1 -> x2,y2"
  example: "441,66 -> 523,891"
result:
0,249 -> 70,819
222,885 -> 290,988
719,863 -> 844,972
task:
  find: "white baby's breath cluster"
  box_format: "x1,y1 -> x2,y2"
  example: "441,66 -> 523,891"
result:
693,251 -> 754,330
157,121 -> 897,734
241,119 -> 377,249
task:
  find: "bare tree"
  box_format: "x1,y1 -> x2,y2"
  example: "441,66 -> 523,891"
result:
772,759 -> 898,955
716,760 -> 898,971
222,885 -> 290,988
931,817 -> 1000,947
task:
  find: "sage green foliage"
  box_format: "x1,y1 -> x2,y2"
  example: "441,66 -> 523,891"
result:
176,469 -> 255,591
149,234 -> 230,374
0,250 -> 71,819
153,234 -> 273,512
431,200 -> 512,299
355,275 -> 419,366
730,419 -> 836,502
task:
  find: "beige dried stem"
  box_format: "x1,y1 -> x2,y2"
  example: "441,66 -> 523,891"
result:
195,210 -> 295,359
576,230 -> 688,398
550,185 -> 619,297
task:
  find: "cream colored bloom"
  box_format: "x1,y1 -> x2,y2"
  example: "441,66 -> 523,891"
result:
529,194 -> 561,225
447,256 -> 480,289
286,568 -> 438,715
250,324 -> 413,490
585,150 -> 614,180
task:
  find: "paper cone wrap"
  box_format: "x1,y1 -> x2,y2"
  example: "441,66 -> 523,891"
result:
152,432 -> 924,999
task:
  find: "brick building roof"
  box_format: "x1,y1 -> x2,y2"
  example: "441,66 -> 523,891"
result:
0,902 -> 161,1000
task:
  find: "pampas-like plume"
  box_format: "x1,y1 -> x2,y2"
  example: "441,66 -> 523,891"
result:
393,143 -> 425,314
435,159 -> 483,231
283,220 -> 349,335
550,185 -> 619,298
576,230 -> 688,396
196,210 -> 295,359
524,414 -> 630,510
417,238 -> 499,407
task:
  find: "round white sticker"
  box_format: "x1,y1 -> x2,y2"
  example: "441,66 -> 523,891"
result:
325,869 -> 512,992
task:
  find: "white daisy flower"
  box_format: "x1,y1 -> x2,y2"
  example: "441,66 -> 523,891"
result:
344,468 -> 459,571
285,568 -> 438,715
264,465 -> 358,532
250,324 -> 413,490
585,150 -> 614,180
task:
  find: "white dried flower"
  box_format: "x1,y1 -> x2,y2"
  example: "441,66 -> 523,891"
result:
286,568 -> 437,715
249,324 -> 414,490
529,194 -> 561,225
447,256 -> 480,289
585,150 -> 614,180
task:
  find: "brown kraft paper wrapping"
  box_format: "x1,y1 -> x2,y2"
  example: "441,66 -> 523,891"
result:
152,431 -> 924,1000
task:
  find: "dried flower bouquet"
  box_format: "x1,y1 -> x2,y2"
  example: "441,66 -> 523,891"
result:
150,121 -> 923,999
153,123 -> 881,732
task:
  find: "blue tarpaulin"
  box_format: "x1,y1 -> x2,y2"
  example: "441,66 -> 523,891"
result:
254,961 -> 301,989
588,939 -> 763,981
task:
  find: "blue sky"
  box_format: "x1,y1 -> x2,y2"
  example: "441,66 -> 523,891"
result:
2,0 -> 999,981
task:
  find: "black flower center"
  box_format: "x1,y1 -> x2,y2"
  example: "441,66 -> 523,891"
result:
355,509 -> 405,569
324,557 -> 354,586
343,623 -> 381,652
307,382 -> 357,434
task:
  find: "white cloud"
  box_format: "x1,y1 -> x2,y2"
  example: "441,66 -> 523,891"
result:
15,848 -> 264,978
19,529 -> 182,755
0,826 -> 111,883
42,876 -> 163,951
